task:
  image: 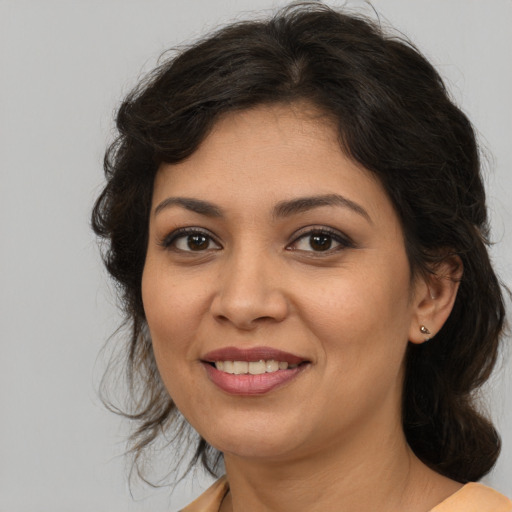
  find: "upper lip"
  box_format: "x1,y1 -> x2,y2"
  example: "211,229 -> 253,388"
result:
201,346 -> 307,365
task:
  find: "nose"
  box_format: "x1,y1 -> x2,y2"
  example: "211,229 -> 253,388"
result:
210,249 -> 289,330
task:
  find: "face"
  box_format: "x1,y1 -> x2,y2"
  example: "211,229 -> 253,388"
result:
142,104 -> 425,462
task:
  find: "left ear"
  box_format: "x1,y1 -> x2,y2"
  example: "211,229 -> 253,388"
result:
408,255 -> 463,344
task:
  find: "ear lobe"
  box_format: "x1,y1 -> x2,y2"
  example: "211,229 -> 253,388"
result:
408,255 -> 463,344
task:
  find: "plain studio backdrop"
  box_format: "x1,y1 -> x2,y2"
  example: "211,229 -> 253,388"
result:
1,0 -> 511,510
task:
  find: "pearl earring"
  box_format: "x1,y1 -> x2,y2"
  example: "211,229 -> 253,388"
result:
420,325 -> 431,335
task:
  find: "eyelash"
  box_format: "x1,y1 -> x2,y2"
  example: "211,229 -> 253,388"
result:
160,226 -> 355,254
161,227 -> 221,252
288,227 -> 355,254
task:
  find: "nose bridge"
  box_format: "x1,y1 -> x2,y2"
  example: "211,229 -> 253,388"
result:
211,241 -> 288,328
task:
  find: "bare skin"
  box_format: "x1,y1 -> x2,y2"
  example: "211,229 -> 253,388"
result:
142,103 -> 462,512
220,441 -> 461,512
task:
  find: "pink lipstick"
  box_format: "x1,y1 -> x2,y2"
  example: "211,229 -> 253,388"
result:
201,346 -> 309,396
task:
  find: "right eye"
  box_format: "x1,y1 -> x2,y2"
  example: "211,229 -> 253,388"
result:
162,229 -> 222,252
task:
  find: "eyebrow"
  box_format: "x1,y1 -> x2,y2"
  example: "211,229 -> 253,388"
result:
154,193 -> 371,224
154,197 -> 223,217
273,194 -> 372,224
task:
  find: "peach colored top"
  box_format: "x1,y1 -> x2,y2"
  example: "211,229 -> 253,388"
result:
180,477 -> 512,512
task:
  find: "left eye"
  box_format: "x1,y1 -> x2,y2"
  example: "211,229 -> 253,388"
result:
290,230 -> 350,252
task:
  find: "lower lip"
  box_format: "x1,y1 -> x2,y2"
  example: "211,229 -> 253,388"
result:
203,363 -> 307,395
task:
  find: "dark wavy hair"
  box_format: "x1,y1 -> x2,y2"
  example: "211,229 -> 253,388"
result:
92,2 -> 507,484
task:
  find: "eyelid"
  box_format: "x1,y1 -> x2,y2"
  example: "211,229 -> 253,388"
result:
159,225 -> 354,253
160,227 -> 222,251
287,226 -> 355,252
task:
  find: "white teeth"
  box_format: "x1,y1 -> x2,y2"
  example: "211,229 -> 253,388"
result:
222,361 -> 234,373
233,361 -> 249,375
214,359 -> 299,374
248,360 -> 266,375
265,360 -> 279,372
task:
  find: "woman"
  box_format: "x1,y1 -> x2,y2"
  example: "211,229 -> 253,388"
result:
92,3 -> 511,511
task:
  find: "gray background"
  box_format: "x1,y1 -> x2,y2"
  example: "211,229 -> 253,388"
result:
1,0 -> 510,510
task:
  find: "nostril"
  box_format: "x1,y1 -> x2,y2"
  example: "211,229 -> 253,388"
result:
210,284 -> 289,329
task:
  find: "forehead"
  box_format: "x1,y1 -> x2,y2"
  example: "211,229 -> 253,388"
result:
159,103 -> 339,177
152,103 -> 395,227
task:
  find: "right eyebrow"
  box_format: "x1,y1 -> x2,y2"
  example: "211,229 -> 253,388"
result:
153,197 -> 223,217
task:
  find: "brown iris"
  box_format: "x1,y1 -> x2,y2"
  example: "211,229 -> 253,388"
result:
188,234 -> 209,251
310,234 -> 332,251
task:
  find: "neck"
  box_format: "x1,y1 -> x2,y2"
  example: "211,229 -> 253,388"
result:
220,415 -> 461,512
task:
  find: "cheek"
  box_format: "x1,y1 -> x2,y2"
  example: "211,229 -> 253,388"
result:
142,269 -> 219,432
141,265 -> 202,390
143,261 -> 202,344
299,260 -> 412,375
305,266 -> 410,329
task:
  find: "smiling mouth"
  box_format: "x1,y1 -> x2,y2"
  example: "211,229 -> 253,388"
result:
201,346 -> 310,395
203,360 -> 309,396
202,346 -> 309,373
212,360 -> 301,375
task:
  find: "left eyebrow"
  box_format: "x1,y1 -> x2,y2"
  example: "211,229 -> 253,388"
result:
273,194 -> 372,224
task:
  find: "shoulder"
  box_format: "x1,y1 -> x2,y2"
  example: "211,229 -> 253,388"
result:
179,477 -> 229,512
430,483 -> 512,512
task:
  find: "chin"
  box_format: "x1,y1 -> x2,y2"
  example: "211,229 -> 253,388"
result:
198,411 -> 308,461
214,435 -> 299,461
